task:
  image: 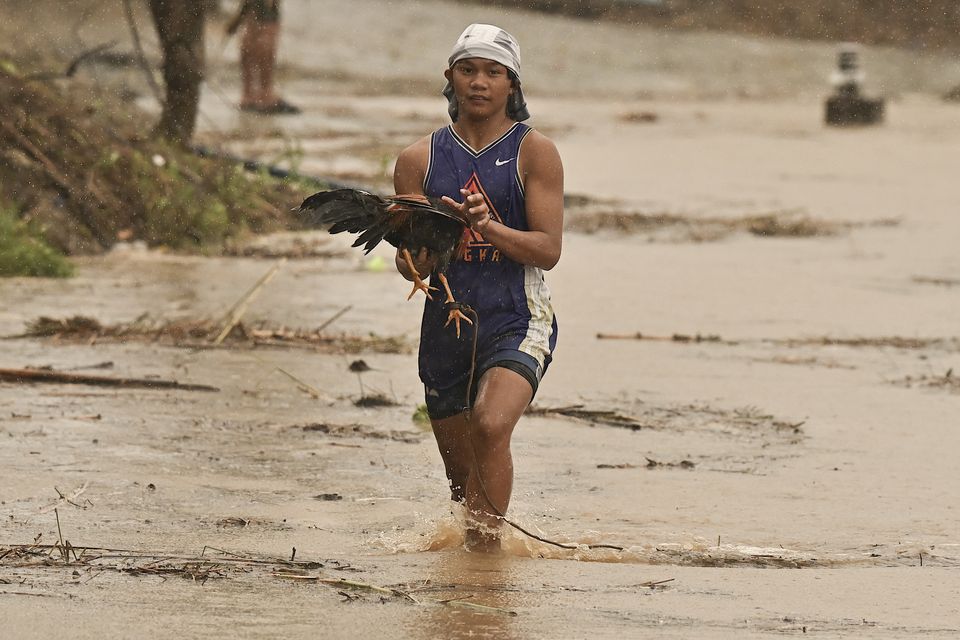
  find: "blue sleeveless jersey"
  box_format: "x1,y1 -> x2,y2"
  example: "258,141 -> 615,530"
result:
419,122 -> 558,389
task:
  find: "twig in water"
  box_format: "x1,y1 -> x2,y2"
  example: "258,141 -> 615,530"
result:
439,598 -> 519,616
214,258 -> 287,345
274,366 -> 325,400
639,578 -> 675,588
40,483 -> 90,513
596,331 -> 724,343
319,578 -> 420,604
317,305 -> 352,334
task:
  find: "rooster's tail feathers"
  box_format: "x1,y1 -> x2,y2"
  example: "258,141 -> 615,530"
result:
297,189 -> 394,251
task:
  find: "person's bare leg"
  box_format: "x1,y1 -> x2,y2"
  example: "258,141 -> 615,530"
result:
239,21 -> 259,107
430,413 -> 473,503
258,22 -> 281,105
463,367 -> 533,552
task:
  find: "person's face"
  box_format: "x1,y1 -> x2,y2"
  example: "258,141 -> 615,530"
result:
445,58 -> 515,121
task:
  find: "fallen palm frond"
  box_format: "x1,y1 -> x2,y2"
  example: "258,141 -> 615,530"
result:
6,315 -> 409,354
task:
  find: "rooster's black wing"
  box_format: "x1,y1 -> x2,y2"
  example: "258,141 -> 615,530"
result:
297,189 -> 466,255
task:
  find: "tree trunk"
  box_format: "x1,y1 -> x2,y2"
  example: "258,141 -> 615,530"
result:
147,0 -> 206,143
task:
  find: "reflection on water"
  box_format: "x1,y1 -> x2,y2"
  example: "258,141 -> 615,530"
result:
413,551 -> 521,640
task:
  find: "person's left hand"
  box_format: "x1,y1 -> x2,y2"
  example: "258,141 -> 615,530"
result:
442,189 -> 491,231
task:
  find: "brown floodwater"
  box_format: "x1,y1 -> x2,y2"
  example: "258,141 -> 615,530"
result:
3,0 -> 960,637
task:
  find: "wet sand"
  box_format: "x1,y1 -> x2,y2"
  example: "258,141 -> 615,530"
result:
2,0 -> 960,637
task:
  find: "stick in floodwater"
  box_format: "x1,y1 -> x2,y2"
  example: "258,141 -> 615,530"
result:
596,331 -> 724,343
274,366 -> 325,400
319,578 -> 420,604
316,305 -> 353,334
55,509 -> 64,549
40,483 -> 90,513
0,367 -> 219,392
246,352 -> 329,401
214,258 -> 287,345
437,597 -> 519,616
315,578 -> 517,615
639,578 -> 675,588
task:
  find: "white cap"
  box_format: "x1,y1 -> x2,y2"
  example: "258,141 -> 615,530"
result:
448,23 -> 522,79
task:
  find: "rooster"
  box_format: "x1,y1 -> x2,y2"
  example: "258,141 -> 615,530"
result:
297,188 -> 473,336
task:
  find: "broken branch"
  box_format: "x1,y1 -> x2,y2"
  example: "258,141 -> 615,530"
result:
0,367 -> 219,392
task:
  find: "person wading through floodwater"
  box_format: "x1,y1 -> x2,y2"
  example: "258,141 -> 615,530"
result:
393,24 -> 563,552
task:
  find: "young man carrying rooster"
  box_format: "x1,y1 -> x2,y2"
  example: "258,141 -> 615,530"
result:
393,24 -> 564,551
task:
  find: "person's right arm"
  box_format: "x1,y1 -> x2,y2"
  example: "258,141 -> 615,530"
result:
392,136 -> 437,280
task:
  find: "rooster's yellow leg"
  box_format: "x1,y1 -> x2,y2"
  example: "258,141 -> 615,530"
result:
438,273 -> 473,339
401,248 -> 437,301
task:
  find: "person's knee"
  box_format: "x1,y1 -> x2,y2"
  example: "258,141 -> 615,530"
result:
470,409 -> 512,450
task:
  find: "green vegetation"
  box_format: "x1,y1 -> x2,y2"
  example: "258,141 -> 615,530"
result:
0,204 -> 73,277
0,63 -> 308,272
96,144 -> 287,250
412,403 -> 432,427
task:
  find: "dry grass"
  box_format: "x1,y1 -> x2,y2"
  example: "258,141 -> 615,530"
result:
774,336 -> 960,351
565,208 -> 897,242
8,315 -> 410,354
894,370 -> 959,394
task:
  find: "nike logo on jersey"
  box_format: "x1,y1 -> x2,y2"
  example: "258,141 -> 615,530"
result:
495,157 -> 515,167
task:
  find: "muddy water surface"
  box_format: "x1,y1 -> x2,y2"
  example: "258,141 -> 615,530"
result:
3,0 -> 960,637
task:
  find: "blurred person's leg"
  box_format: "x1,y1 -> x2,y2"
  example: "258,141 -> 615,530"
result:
239,18 -> 262,108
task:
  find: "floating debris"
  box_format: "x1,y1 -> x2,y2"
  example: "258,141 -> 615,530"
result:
894,369 -> 959,394
7,315 -> 409,354
353,393 -> 398,408
565,208 -> 898,242
300,422 -> 422,444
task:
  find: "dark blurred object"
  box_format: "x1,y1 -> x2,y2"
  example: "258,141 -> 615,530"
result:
825,45 -> 884,127
349,360 -> 372,373
147,0 -> 207,142
944,85 -> 960,103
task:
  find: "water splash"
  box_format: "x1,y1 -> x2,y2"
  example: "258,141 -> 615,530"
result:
368,509 -> 960,568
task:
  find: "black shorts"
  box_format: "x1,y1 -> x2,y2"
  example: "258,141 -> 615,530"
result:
423,349 -> 548,421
